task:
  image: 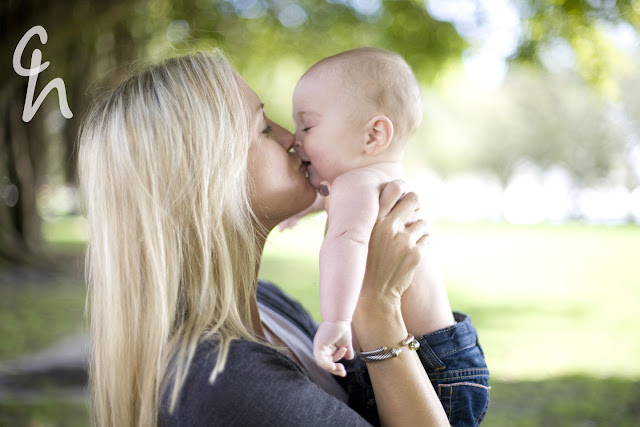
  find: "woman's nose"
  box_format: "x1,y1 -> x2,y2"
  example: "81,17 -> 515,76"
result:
294,135 -> 309,161
275,124 -> 295,150
293,135 -> 303,153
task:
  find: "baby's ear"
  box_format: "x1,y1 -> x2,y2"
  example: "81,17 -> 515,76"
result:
364,115 -> 394,156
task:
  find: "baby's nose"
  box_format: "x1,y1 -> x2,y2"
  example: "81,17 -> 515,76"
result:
294,138 -> 309,162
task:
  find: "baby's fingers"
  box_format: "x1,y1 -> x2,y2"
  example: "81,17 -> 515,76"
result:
344,343 -> 355,361
332,346 -> 348,362
314,346 -> 348,377
314,349 -> 333,369
330,363 -> 346,377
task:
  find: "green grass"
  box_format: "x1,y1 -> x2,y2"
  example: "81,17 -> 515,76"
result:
260,218 -> 640,381
483,375 -> 640,426
0,282 -> 86,360
0,397 -> 89,427
0,217 -> 88,360
42,216 -> 89,253
3,216 -> 639,425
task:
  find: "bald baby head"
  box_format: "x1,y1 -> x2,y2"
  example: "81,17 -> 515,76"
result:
303,47 -> 423,147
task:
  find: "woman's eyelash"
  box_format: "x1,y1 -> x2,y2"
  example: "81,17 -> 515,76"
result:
262,125 -> 273,135
302,127 -> 311,132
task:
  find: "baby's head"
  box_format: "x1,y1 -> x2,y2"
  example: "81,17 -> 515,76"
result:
293,47 -> 422,187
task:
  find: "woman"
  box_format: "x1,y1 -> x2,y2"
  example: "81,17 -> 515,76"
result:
78,50 -> 489,426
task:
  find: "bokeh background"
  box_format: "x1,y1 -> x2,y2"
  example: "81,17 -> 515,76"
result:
1,0 -> 640,425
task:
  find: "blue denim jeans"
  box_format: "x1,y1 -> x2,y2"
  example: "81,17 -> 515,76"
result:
418,312 -> 491,426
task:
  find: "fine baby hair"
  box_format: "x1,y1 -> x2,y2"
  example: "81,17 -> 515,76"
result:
304,47 -> 423,147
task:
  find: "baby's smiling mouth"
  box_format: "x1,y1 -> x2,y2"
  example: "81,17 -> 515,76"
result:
293,147 -> 313,179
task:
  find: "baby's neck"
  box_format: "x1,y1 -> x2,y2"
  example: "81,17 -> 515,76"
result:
359,160 -> 405,179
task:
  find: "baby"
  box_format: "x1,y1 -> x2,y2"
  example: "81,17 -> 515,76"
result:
292,47 -> 455,376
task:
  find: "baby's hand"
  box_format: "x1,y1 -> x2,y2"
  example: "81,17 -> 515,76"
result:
313,320 -> 354,377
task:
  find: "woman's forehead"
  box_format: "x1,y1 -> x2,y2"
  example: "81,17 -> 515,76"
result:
235,73 -> 262,107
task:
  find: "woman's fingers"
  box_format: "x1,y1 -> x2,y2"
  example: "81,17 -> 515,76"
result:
406,219 -> 429,246
378,180 -> 407,220
387,191 -> 420,226
416,233 -> 431,249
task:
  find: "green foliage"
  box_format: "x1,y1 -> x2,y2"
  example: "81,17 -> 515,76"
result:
143,0 -> 466,81
518,0 -> 640,88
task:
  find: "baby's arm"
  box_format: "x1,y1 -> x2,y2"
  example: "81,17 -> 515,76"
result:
314,170 -> 380,376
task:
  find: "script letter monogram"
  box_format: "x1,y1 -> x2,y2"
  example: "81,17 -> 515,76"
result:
13,25 -> 73,122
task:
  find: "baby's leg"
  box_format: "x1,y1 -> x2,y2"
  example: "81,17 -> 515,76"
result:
402,252 -> 455,337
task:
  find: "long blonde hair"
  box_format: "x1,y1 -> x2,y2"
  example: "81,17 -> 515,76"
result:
78,50 -> 263,426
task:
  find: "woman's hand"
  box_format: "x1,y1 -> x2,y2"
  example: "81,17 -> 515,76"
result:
356,180 -> 430,314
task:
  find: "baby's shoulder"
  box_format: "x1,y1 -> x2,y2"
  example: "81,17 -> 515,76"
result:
333,166 -> 389,189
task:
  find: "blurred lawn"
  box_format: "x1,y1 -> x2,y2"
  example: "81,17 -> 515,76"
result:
2,216 -> 639,425
0,217 -> 88,360
0,282 -> 85,360
261,218 -> 640,381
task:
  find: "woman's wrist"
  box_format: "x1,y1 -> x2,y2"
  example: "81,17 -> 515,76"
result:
352,297 -> 407,352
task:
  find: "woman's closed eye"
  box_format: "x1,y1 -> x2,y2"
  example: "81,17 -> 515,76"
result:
262,125 -> 273,135
302,127 -> 312,132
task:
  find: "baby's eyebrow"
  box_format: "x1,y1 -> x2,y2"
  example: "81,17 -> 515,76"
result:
298,111 -> 320,119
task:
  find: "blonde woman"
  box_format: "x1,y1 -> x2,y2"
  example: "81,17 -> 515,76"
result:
78,50 -> 489,426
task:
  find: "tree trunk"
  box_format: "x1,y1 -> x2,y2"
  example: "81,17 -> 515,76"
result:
0,80 -> 47,265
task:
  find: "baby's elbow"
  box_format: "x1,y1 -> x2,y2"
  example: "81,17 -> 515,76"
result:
334,229 -> 369,246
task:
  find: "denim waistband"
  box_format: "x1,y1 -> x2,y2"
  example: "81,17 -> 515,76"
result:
416,312 -> 479,371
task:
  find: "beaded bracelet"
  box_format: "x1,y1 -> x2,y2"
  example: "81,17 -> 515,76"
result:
357,334 -> 420,363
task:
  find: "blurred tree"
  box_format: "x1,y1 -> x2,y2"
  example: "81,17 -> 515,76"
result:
478,69 -> 625,188
516,0 -> 640,88
0,0 -> 465,264
0,0 -> 145,264
415,63 -> 636,217
1,0 -> 639,263
617,72 -> 640,190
